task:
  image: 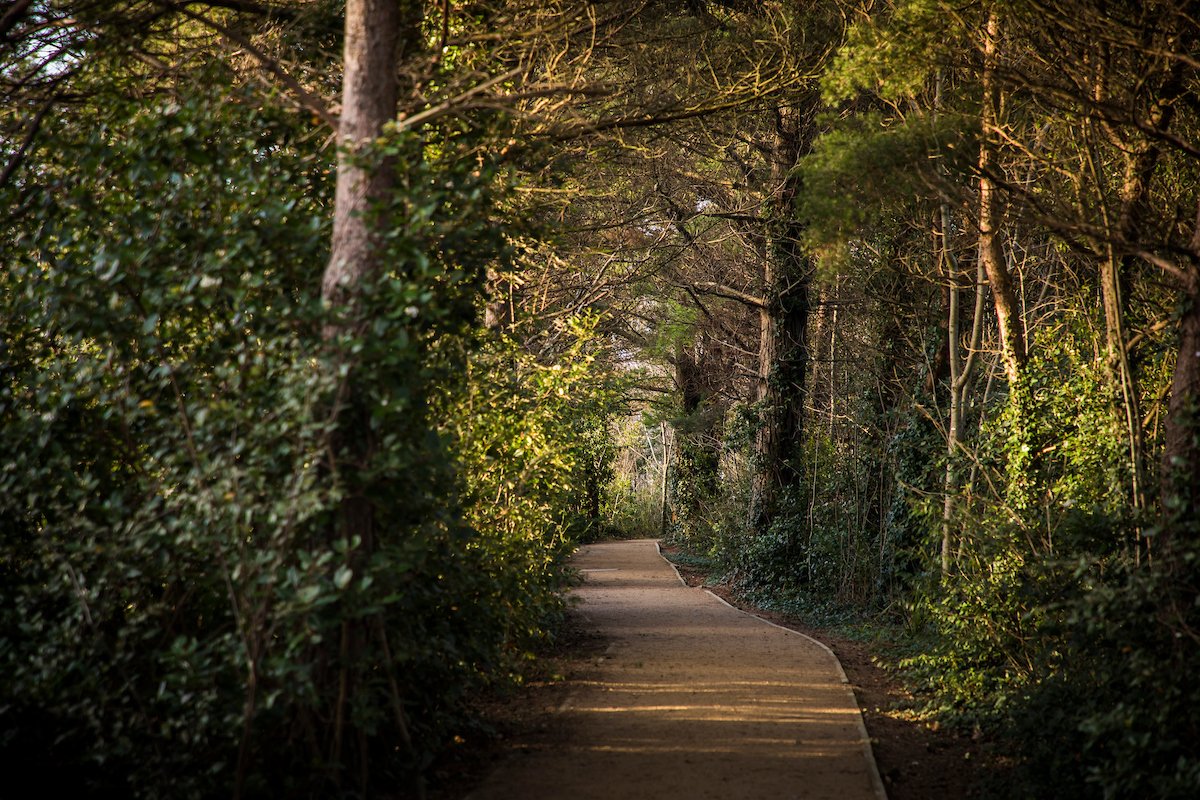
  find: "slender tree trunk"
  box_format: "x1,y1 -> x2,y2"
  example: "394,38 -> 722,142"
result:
978,8 -> 1025,386
937,58 -> 985,577
828,279 -> 838,439
1102,147 -> 1147,512
941,209 -> 961,578
939,200 -> 985,577
1101,59 -> 1185,515
1100,244 -> 1145,509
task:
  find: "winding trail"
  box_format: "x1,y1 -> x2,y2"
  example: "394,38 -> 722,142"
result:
467,539 -> 887,800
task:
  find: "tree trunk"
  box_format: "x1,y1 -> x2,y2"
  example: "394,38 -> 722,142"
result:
978,7 -> 1025,386
1095,56 -> 1187,516
941,209 -> 961,578
1100,245 -> 1145,510
750,99 -> 816,533
828,279 -> 839,439
322,0 -> 416,578
939,198 -> 986,577
673,336 -> 722,538
323,0 -> 406,313
320,1 -> 422,792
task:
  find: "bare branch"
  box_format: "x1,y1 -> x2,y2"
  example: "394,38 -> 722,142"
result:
1133,250 -> 1191,284
687,281 -> 767,309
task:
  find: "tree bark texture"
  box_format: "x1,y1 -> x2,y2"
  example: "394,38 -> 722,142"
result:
323,0 -> 407,311
978,7 -> 1025,387
750,99 -> 817,533
319,1 -> 422,790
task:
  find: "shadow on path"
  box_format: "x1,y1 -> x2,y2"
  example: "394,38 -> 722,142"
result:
466,539 -> 887,800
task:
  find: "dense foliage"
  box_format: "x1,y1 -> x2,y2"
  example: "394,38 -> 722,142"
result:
4,0 -> 1200,798
595,2 -> 1200,798
0,47 -> 606,798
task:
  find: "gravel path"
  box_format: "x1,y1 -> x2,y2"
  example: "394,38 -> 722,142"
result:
466,539 -> 887,800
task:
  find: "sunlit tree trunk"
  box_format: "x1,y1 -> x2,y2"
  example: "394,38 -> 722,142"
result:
978,7 -> 1025,387
324,0 -> 405,312
320,0 -> 421,791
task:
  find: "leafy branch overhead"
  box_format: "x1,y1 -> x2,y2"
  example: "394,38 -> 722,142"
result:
2,1 -> 1199,799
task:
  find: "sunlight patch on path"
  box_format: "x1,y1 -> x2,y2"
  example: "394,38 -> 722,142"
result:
467,539 -> 887,800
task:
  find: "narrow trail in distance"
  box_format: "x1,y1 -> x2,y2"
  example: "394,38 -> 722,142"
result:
467,539 -> 887,800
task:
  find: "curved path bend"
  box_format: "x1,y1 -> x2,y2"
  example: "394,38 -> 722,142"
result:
468,539 -> 887,800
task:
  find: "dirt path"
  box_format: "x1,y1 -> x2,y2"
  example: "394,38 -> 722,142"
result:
466,539 -> 887,800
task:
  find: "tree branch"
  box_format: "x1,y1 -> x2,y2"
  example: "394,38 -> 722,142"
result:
0,96 -> 55,190
0,0 -> 34,42
686,280 -> 767,309
1133,250 -> 1191,284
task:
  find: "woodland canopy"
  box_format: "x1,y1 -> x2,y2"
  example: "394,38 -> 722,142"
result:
1,1 -> 1198,797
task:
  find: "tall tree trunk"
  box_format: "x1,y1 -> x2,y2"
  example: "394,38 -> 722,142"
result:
750,98 -> 816,532
322,0 -> 415,588
1099,143 -> 1163,521
941,209 -> 961,578
324,0 -> 405,312
1100,245 -> 1145,509
828,278 -> 839,439
939,201 -> 985,577
978,7 -> 1025,386
320,0 -> 421,791
1095,54 -> 1187,517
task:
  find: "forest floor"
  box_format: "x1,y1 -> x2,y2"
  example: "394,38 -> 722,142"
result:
438,539 -> 930,799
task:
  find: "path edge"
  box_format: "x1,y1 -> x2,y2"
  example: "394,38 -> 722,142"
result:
655,540 -> 688,586
654,539 -> 889,800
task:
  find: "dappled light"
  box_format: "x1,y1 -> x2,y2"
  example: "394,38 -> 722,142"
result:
2,1 -> 1198,798
468,541 -> 882,800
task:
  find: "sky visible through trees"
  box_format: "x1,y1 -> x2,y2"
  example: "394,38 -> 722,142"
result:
2,1 -> 1199,797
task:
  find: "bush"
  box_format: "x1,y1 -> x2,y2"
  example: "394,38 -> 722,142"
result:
894,320 -> 1197,797
0,69 -> 582,798
992,554 -> 1200,800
